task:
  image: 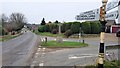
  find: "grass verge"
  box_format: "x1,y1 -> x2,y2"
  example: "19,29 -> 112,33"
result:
36,32 -> 64,37
85,60 -> 120,68
0,33 -> 21,41
41,41 -> 88,48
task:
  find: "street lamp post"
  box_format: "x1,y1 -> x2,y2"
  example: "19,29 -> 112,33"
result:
98,0 -> 108,68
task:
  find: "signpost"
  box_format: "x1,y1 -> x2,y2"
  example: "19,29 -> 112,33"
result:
106,10 -> 119,20
76,10 -> 119,21
75,0 -> 120,68
118,1 -> 120,23
106,1 -> 119,11
75,9 -> 100,21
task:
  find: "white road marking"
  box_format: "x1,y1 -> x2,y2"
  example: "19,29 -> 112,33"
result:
39,63 -> 44,66
36,52 -> 39,55
43,48 -> 46,50
39,61 -> 44,66
49,49 -> 70,53
63,39 -> 67,41
68,54 -> 98,59
38,48 -> 41,50
68,56 -> 93,59
39,46 -> 41,48
54,39 -> 56,41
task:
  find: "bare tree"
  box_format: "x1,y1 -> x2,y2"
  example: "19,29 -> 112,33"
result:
0,14 -> 9,26
9,13 -> 27,31
0,14 -> 9,35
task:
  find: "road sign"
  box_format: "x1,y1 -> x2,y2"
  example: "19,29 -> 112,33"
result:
75,8 -> 100,21
106,10 -> 119,20
106,1 -> 119,11
118,2 -> 120,23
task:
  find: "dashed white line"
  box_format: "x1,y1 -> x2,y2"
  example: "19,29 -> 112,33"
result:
39,61 -> 44,66
38,48 -> 41,50
39,63 -> 44,66
39,46 -> 41,48
36,52 -> 39,55
43,48 -> 46,50
68,54 -> 98,59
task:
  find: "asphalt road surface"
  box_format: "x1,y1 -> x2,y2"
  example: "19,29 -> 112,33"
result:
2,31 -> 40,66
31,35 -> 119,66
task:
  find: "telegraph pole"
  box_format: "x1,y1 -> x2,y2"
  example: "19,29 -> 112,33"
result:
98,0 -> 108,68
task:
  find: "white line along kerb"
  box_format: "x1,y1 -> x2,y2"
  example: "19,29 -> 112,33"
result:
39,46 -> 41,48
35,52 -> 39,55
43,48 -> 46,50
39,61 -> 44,66
38,48 -> 41,50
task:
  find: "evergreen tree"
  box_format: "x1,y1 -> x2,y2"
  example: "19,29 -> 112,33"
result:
41,18 -> 46,25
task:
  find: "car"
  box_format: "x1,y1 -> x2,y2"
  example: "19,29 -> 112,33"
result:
116,29 -> 120,37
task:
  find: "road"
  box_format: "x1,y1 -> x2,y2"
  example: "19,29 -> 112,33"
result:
2,31 -> 40,66
31,34 -> 119,66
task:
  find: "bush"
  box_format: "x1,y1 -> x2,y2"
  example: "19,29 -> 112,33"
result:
71,22 -> 80,34
45,25 -> 50,32
38,26 -> 45,32
65,22 -> 72,31
61,22 -> 72,33
81,22 -> 91,34
64,29 -> 72,38
49,24 -> 58,32
38,25 -> 50,32
51,29 -> 57,34
90,22 -> 101,34
61,23 -> 66,33
2,28 -> 8,35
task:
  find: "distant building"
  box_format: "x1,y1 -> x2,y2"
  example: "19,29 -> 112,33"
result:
106,20 -> 115,33
106,20 -> 120,33
110,25 -> 120,33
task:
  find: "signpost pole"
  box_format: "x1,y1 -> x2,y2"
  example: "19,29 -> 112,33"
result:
98,0 -> 108,68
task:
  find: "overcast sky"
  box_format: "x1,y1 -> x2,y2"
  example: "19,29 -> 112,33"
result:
1,0 -> 116,24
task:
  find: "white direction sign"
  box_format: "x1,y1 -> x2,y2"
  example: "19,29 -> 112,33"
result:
75,8 -> 100,21
106,10 -> 119,20
76,9 -> 119,21
118,2 -> 120,23
106,1 -> 119,11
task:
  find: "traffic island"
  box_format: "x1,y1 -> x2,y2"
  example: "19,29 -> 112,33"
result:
41,41 -> 88,48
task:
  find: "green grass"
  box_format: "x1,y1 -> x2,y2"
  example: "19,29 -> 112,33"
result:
0,34 -> 21,41
85,60 -> 120,68
41,41 -> 88,48
36,32 -> 64,37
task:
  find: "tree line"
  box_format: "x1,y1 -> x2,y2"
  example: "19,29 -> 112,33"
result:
38,18 -> 101,37
0,13 -> 27,36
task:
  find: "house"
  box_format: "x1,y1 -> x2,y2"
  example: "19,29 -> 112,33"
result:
106,20 -> 116,33
110,25 -> 120,33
